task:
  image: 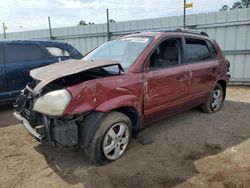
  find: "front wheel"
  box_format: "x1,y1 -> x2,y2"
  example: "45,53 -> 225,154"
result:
84,111 -> 132,165
201,83 -> 224,113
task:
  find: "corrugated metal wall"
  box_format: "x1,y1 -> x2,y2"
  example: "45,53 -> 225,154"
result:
1,8 -> 250,84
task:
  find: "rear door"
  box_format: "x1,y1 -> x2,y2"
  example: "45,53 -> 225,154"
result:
0,43 -> 9,101
4,43 -> 46,98
143,37 -> 191,124
184,38 -> 219,103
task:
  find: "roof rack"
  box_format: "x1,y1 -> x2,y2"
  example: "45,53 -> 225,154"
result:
165,28 -> 209,37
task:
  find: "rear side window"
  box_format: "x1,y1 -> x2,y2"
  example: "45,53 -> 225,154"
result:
185,38 -> 210,62
206,40 -> 217,58
46,47 -> 70,57
6,44 -> 43,62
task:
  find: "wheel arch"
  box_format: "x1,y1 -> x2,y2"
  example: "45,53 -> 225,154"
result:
78,105 -> 142,150
115,106 -> 141,138
217,79 -> 227,100
95,95 -> 143,137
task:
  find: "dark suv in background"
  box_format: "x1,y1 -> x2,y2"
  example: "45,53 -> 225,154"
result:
0,40 -> 82,104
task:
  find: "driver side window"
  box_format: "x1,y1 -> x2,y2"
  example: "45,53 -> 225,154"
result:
149,38 -> 181,69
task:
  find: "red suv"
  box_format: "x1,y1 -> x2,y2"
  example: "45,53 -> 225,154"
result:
14,29 -> 230,164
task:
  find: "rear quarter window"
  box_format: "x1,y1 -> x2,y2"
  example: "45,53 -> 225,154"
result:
6,44 -> 43,62
206,40 -> 217,58
185,38 -> 211,62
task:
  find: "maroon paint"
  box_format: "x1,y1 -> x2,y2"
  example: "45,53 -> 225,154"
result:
64,32 -> 230,128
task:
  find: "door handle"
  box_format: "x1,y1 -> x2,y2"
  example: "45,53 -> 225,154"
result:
176,74 -> 185,81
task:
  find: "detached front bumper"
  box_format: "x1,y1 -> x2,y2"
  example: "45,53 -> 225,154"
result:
14,112 -> 44,140
14,111 -> 79,146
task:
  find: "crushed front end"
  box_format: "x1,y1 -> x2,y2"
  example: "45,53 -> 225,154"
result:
13,59 -> 123,148
13,82 -> 80,147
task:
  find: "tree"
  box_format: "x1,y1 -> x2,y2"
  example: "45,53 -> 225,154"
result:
78,20 -> 95,25
220,0 -> 250,11
231,1 -> 244,9
220,5 -> 229,11
241,0 -> 250,7
78,20 -> 87,25
109,19 -> 116,23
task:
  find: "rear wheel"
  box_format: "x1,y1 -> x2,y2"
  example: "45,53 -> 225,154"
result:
84,111 -> 132,165
201,83 -> 224,113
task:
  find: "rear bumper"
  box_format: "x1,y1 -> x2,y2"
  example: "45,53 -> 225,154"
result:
227,74 -> 231,82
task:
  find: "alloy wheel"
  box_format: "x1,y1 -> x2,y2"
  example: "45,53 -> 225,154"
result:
211,88 -> 223,111
102,123 -> 130,160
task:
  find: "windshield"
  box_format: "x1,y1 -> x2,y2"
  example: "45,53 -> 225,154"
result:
82,37 -> 152,70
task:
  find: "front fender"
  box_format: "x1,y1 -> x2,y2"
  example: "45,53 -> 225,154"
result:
78,111 -> 105,149
95,95 -> 140,113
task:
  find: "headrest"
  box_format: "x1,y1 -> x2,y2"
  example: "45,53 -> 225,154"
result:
163,45 -> 178,60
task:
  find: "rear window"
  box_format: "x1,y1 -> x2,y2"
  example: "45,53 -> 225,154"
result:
6,44 -> 43,62
185,38 -> 211,62
46,47 -> 70,57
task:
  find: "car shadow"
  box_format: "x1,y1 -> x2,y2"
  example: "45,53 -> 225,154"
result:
33,100 -> 250,187
34,144 -> 92,184
0,104 -> 18,127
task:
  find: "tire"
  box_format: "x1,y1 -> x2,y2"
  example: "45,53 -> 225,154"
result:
201,83 -> 224,113
84,111 -> 132,165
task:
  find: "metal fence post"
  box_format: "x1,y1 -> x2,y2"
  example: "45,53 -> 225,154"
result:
106,9 -> 110,41
183,0 -> 186,28
2,22 -> 6,39
48,17 -> 53,39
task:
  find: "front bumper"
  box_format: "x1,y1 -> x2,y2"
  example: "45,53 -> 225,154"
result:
14,111 -> 79,146
13,83 -> 79,147
14,112 -> 44,140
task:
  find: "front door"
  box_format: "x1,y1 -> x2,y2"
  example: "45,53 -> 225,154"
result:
143,37 -> 190,124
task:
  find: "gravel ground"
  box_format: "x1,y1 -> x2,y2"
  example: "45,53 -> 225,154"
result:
0,86 -> 250,188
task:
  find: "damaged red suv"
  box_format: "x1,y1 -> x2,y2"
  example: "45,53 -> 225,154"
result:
14,29 -> 230,164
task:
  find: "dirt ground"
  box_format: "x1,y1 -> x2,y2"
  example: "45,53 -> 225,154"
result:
1,86 -> 250,188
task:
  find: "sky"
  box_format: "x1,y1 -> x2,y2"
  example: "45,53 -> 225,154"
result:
0,0 -> 237,32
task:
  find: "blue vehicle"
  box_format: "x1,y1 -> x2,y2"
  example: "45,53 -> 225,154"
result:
0,40 -> 82,104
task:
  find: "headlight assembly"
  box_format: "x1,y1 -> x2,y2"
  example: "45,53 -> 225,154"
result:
33,89 -> 72,116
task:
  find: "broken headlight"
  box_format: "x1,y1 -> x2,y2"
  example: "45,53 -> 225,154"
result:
33,89 -> 71,116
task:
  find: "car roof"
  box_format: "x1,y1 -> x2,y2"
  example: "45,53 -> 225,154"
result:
124,30 -> 211,40
0,39 -> 69,45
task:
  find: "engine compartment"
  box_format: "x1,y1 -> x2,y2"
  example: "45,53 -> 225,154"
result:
41,67 -> 120,94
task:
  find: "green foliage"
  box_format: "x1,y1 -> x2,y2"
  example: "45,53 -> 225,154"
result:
220,0 -> 250,11
78,20 -> 87,25
78,20 -> 95,26
109,19 -> 116,23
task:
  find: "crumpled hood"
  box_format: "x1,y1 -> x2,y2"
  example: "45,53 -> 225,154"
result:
30,59 -> 121,93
